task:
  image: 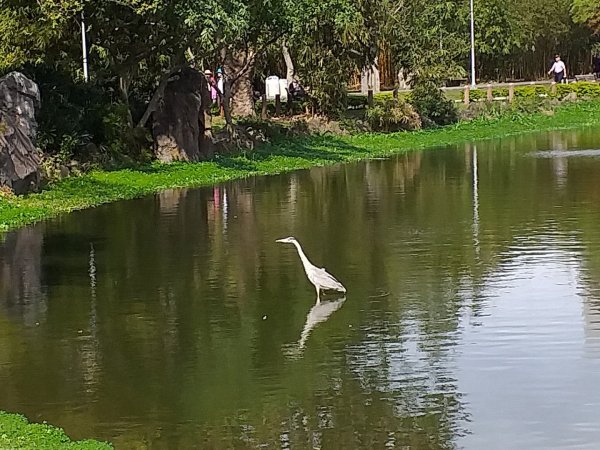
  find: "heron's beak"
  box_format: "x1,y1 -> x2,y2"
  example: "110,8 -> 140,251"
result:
275,239 -> 285,243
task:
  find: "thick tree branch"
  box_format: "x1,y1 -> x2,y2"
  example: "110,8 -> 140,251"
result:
137,58 -> 187,128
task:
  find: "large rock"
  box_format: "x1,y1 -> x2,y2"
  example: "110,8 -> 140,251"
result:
0,72 -> 41,194
152,67 -> 214,162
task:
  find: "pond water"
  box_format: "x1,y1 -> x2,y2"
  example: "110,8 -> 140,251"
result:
2,128 -> 600,449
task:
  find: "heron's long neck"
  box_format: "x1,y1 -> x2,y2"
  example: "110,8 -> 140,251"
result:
292,241 -> 313,271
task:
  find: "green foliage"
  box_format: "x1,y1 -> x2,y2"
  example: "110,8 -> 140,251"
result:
475,0 -> 526,77
0,411 -> 112,449
468,89 -> 487,101
515,85 -> 551,98
556,81 -> 600,98
0,1 -> 82,71
462,83 -> 600,105
572,0 -> 600,33
408,80 -> 458,127
289,0 -> 387,116
365,98 -> 421,132
467,87 -> 511,101
30,67 -> 109,156
464,85 -> 551,102
383,0 -> 594,82
101,104 -> 153,163
460,92 -> 586,123
18,65 -> 151,171
387,0 -> 469,80
494,88 -> 510,97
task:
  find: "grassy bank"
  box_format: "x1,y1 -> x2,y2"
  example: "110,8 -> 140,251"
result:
0,411 -> 111,449
2,101 -> 600,232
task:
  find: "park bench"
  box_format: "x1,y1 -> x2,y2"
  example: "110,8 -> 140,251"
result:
574,74 -> 596,82
445,78 -> 467,87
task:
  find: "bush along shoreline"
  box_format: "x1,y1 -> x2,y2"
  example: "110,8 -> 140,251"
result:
0,411 -> 112,449
1,100 -> 600,233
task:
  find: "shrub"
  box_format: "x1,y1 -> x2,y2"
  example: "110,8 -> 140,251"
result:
468,89 -> 487,101
27,66 -> 110,156
25,65 -> 151,168
408,80 -> 458,127
461,95 -> 560,123
461,84 -> 576,102
460,101 -> 511,121
365,98 -> 421,132
101,103 -> 152,164
555,82 -> 600,99
515,85 -> 550,98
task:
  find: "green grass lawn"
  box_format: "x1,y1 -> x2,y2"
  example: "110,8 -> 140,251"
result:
2,101 -> 600,232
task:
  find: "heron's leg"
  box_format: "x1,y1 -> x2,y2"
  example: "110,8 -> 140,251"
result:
316,286 -> 321,303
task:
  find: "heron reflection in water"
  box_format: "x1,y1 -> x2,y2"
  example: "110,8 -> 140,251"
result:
276,237 -> 346,302
298,296 -> 346,350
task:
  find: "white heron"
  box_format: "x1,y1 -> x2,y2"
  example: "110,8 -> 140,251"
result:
276,237 -> 346,301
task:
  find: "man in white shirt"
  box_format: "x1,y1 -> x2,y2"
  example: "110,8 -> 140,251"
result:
548,55 -> 567,83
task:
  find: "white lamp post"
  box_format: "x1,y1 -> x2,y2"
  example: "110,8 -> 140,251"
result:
81,11 -> 89,82
470,0 -> 476,87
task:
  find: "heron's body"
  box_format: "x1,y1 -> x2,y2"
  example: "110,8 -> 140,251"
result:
276,237 -> 346,301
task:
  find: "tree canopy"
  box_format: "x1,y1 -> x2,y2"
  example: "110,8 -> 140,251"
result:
572,0 -> 600,34
0,0 -> 597,155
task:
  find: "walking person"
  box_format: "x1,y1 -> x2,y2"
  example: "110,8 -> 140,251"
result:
548,54 -> 567,84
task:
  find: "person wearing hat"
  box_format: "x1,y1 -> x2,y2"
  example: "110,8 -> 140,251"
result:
204,69 -> 217,103
548,55 -> 567,84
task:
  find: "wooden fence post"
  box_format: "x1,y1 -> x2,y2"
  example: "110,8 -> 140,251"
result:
367,89 -> 374,107
486,84 -> 493,102
508,83 -> 514,103
551,82 -> 557,96
275,94 -> 281,116
464,85 -> 470,105
261,94 -> 268,119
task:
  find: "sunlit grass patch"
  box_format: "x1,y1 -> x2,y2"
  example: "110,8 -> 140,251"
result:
0,411 -> 112,449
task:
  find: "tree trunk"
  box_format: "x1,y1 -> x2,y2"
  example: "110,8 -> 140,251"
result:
118,73 -> 134,128
222,78 -> 234,129
282,42 -> 296,112
231,71 -> 254,117
282,43 -> 295,85
200,72 -> 215,158
225,49 -> 256,118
